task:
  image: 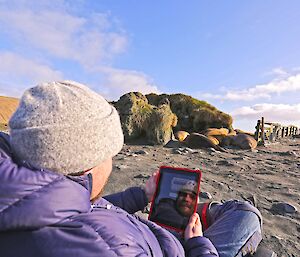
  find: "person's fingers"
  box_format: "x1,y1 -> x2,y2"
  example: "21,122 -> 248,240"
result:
184,213 -> 203,241
144,171 -> 159,202
194,213 -> 200,225
185,215 -> 195,234
189,213 -> 199,225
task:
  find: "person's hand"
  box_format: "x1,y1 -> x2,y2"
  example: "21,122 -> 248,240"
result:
143,171 -> 159,202
184,213 -> 203,241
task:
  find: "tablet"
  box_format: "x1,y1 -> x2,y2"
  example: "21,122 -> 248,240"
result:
148,166 -> 202,233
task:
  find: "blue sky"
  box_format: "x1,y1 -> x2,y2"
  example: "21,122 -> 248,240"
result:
0,0 -> 300,131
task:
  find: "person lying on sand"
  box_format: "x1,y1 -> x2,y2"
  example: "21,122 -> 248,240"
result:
0,81 -> 218,257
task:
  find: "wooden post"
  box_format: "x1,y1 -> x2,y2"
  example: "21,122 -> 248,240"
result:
276,127 -> 280,138
261,117 -> 265,144
269,124 -> 274,141
254,120 -> 261,141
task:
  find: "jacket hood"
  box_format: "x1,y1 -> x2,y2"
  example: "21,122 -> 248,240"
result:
0,133 -> 91,232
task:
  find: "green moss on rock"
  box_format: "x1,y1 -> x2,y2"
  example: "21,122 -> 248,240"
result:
146,93 -> 232,132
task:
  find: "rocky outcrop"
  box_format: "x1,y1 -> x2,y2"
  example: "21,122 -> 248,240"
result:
113,92 -> 177,145
146,93 -> 233,133
113,92 -> 234,145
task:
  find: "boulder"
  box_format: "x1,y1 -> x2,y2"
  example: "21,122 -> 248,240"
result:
202,128 -> 230,144
207,136 -> 219,145
204,128 -> 229,137
175,130 -> 190,142
113,92 -> 177,145
271,202 -> 297,215
184,133 -> 226,152
220,134 -> 258,149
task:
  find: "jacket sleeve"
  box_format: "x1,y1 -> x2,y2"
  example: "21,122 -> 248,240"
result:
103,187 -> 148,214
0,132 -> 12,157
184,237 -> 219,257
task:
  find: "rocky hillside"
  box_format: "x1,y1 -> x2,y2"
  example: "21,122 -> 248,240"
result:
0,96 -> 19,130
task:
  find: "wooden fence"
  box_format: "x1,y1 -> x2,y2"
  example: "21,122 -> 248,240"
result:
254,117 -> 299,144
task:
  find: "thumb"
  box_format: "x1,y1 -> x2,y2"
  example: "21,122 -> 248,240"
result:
189,213 -> 199,225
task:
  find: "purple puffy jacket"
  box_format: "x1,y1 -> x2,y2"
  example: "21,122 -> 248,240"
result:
0,133 -> 218,257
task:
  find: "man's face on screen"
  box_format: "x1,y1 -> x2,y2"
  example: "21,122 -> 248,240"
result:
175,191 -> 197,217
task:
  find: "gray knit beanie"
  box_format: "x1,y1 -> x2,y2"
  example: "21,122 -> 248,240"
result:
9,81 -> 124,175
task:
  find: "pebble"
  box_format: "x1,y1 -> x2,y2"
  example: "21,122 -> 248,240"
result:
125,152 -> 138,157
216,160 -> 235,166
271,202 -> 298,215
172,149 -> 183,154
209,148 -> 218,152
134,174 -> 150,179
171,147 -> 195,155
266,184 -> 281,190
135,150 -> 149,155
114,164 -> 128,170
184,147 -> 195,153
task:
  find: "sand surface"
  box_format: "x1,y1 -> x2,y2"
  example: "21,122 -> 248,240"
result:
104,137 -> 299,257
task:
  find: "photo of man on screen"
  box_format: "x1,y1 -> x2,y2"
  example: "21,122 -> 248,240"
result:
175,181 -> 198,217
150,180 -> 198,229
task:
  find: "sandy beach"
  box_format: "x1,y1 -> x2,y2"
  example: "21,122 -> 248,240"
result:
104,137 -> 300,257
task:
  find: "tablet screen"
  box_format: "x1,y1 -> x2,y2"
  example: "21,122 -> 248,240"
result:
148,166 -> 201,232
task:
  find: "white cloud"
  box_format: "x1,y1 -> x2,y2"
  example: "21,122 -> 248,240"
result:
99,67 -> 160,100
292,67 -> 300,73
231,103 -> 300,126
201,73 -> 300,101
0,51 -> 63,96
0,2 -> 128,69
264,67 -> 290,78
